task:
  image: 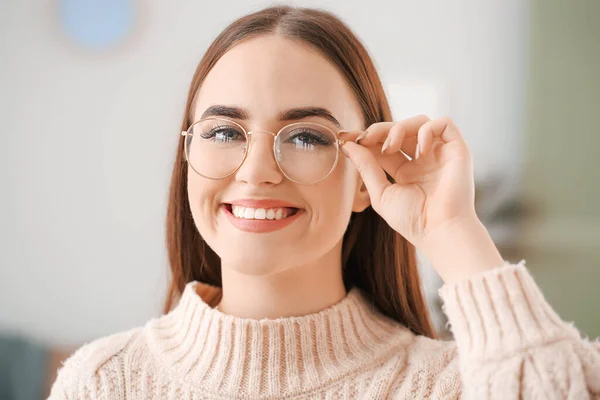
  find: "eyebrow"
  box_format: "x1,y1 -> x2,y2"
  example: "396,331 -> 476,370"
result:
200,105 -> 342,128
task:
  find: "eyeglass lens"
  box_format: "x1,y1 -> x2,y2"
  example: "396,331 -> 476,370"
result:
185,118 -> 339,184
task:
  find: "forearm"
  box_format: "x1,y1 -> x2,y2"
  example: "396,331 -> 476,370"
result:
419,212 -> 505,284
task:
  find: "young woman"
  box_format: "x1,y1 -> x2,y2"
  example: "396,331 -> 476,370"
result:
50,6 -> 600,399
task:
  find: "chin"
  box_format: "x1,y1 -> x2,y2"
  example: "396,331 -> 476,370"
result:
221,252 -> 293,276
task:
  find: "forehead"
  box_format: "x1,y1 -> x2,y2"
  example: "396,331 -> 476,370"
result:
192,35 -> 362,129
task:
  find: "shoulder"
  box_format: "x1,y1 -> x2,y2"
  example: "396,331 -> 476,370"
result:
403,334 -> 460,377
48,327 -> 142,398
409,334 -> 459,362
64,327 -> 141,375
394,335 -> 462,398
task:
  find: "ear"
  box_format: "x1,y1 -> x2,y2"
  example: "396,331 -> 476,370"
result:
351,175 -> 371,212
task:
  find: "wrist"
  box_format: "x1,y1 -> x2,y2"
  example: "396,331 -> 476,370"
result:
419,212 -> 504,284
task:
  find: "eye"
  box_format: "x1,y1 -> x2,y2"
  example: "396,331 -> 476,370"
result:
201,127 -> 245,143
286,129 -> 332,146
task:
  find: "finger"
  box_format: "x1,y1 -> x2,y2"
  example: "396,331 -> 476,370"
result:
381,115 -> 431,156
341,141 -> 391,209
361,115 -> 431,158
417,117 -> 467,158
375,148 -> 411,182
337,129 -> 403,151
393,148 -> 441,184
337,129 -> 364,143
353,122 -> 393,145
359,115 -> 427,146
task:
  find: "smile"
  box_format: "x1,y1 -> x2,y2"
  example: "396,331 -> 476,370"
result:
230,205 -> 299,220
221,204 -> 303,233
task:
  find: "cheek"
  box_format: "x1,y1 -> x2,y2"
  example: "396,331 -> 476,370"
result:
308,159 -> 358,233
328,157 -> 359,206
186,173 -> 222,231
187,174 -> 203,211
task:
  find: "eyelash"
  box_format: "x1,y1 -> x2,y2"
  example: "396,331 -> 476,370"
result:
200,126 -> 333,146
286,130 -> 331,145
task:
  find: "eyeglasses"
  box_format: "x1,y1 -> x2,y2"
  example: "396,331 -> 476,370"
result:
181,117 -> 348,185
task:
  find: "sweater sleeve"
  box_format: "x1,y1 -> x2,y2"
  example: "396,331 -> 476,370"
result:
438,260 -> 600,399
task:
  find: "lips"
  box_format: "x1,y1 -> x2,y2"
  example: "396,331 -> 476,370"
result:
220,199 -> 304,233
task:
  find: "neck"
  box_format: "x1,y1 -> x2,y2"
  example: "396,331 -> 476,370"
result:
218,243 -> 347,319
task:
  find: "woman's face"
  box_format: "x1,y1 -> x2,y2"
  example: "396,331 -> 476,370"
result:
188,35 -> 370,275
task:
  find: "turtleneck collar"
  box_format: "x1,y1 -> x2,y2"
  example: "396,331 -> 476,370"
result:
144,281 -> 414,398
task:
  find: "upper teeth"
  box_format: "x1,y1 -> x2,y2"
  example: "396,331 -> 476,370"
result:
232,206 -> 291,220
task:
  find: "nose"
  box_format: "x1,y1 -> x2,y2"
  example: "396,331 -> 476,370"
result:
234,131 -> 284,186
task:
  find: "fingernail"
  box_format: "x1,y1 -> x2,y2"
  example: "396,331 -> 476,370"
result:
415,143 -> 421,159
381,136 -> 391,153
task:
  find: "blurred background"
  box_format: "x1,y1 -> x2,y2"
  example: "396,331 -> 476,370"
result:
1,0 -> 598,398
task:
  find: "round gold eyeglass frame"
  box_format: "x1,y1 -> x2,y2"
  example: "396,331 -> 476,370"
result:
181,117 -> 357,185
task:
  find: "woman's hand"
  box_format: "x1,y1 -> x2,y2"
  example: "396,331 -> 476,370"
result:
340,115 -> 475,246
340,115 -> 504,283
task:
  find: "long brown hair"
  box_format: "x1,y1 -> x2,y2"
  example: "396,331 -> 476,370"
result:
164,5 -> 437,338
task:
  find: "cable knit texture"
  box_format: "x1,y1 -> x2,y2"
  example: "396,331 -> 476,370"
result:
49,261 -> 600,399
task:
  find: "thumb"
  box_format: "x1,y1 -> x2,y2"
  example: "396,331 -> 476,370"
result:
341,141 -> 390,210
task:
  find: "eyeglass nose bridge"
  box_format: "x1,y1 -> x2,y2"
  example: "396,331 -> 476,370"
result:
245,130 -> 283,161
246,130 -> 277,137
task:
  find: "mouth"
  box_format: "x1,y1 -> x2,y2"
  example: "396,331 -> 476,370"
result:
220,203 -> 304,233
222,204 -> 301,220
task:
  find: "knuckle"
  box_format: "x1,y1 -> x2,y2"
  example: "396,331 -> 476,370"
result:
356,161 -> 368,176
390,121 -> 405,136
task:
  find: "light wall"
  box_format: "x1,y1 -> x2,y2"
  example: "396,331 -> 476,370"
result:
0,0 -> 530,345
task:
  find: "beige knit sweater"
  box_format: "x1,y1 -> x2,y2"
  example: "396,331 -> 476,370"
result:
49,261 -> 600,399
